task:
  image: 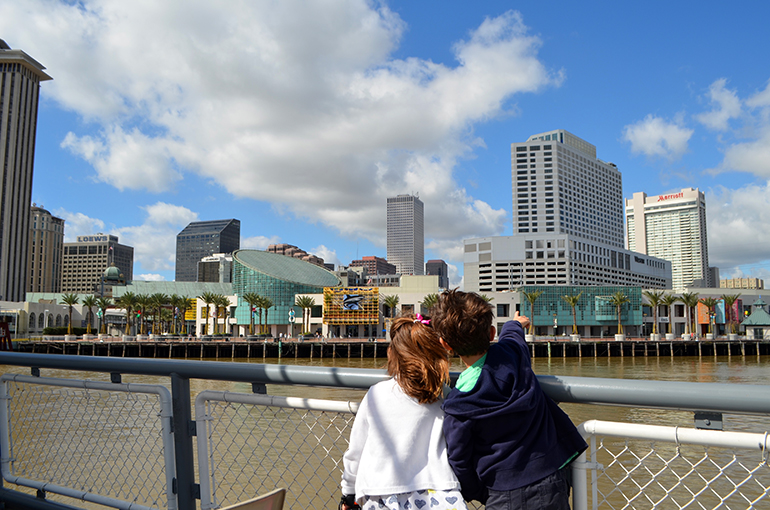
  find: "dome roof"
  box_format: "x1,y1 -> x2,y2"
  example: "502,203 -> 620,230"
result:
103,264 -> 122,281
233,249 -> 340,288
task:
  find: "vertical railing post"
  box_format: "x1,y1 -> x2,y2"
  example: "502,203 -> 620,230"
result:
571,450 -> 588,510
171,373 -> 197,508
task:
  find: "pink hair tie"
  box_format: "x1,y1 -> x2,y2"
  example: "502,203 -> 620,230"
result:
414,313 -> 430,325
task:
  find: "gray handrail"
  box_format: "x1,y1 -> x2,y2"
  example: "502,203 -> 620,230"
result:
1,352 -> 769,415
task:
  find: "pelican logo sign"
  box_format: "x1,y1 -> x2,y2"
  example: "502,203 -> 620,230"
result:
657,192 -> 684,202
634,256 -> 645,264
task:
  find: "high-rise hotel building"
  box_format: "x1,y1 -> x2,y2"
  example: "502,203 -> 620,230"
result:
387,194 -> 424,275
464,130 -> 671,292
27,205 -> 64,293
61,235 -> 134,294
0,40 -> 52,301
625,188 -> 710,290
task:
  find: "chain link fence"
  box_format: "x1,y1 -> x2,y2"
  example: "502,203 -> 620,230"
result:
573,420 -> 770,510
1,368 -> 769,510
194,391 -> 359,509
0,374 -> 176,510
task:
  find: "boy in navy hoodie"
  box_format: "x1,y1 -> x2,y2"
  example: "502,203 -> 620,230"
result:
433,290 -> 587,509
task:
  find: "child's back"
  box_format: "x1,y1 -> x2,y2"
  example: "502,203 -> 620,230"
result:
433,290 -> 587,509
340,314 -> 468,510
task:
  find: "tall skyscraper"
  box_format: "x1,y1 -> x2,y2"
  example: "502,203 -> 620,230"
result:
387,195 -> 424,275
175,219 -> 240,281
27,205 -> 64,293
626,188 -> 710,290
61,234 -> 134,294
0,40 -> 52,301
464,130 -> 671,292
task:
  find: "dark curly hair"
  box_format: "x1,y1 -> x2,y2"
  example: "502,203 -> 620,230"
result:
431,289 -> 494,356
387,314 -> 449,404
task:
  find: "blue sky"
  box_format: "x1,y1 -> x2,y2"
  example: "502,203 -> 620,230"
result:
3,1 -> 770,286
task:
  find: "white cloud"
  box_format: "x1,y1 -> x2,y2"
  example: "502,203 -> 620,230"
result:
242,236 -> 281,250
719,129 -> 770,177
135,274 -> 167,282
311,245 -> 341,267
707,182 -> 770,272
142,202 -> 198,227
622,114 -> 693,160
61,127 -> 182,191
2,2 -> 557,254
53,210 -> 106,242
56,202 -> 198,273
695,78 -> 742,131
446,263 -> 461,289
746,80 -> 770,109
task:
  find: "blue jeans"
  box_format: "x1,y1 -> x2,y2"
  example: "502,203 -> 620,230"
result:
485,468 -> 571,510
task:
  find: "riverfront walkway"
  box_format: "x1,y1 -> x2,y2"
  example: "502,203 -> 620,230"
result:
14,336 -> 770,359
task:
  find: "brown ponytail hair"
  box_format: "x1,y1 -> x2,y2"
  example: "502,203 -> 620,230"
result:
387,314 -> 449,404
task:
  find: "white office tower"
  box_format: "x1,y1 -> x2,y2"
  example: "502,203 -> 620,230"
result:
626,188 -> 710,291
464,130 -> 671,292
387,194 -> 424,275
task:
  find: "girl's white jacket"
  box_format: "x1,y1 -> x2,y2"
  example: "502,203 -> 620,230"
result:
341,378 -> 461,499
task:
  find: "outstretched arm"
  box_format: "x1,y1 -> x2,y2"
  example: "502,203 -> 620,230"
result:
514,311 -> 530,330
496,312 -> 530,348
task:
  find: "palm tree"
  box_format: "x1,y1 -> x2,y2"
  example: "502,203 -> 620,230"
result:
95,297 -> 112,334
168,294 -> 186,335
149,293 -> 170,335
213,294 -> 231,335
721,293 -> 741,335
521,289 -> 543,335
661,293 -> 678,335
198,292 -> 217,336
561,292 -> 583,335
383,295 -> 400,320
177,297 -> 194,335
242,292 -> 262,335
420,293 -> 439,315
258,296 -> 274,335
60,293 -> 79,335
609,291 -> 630,335
295,295 -> 315,334
678,292 -> 700,337
699,297 -> 719,335
116,291 -> 138,335
81,295 -> 97,334
642,290 -> 665,336
479,294 -> 494,303
136,294 -> 152,335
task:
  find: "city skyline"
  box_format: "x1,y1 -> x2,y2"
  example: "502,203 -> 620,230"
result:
2,2 -> 770,286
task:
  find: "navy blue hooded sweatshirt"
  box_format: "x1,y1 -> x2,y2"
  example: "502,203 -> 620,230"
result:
442,320 -> 587,503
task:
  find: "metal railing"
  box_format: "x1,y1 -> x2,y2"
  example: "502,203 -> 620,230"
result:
572,420 -> 770,509
0,374 -> 176,510
0,352 -> 767,509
